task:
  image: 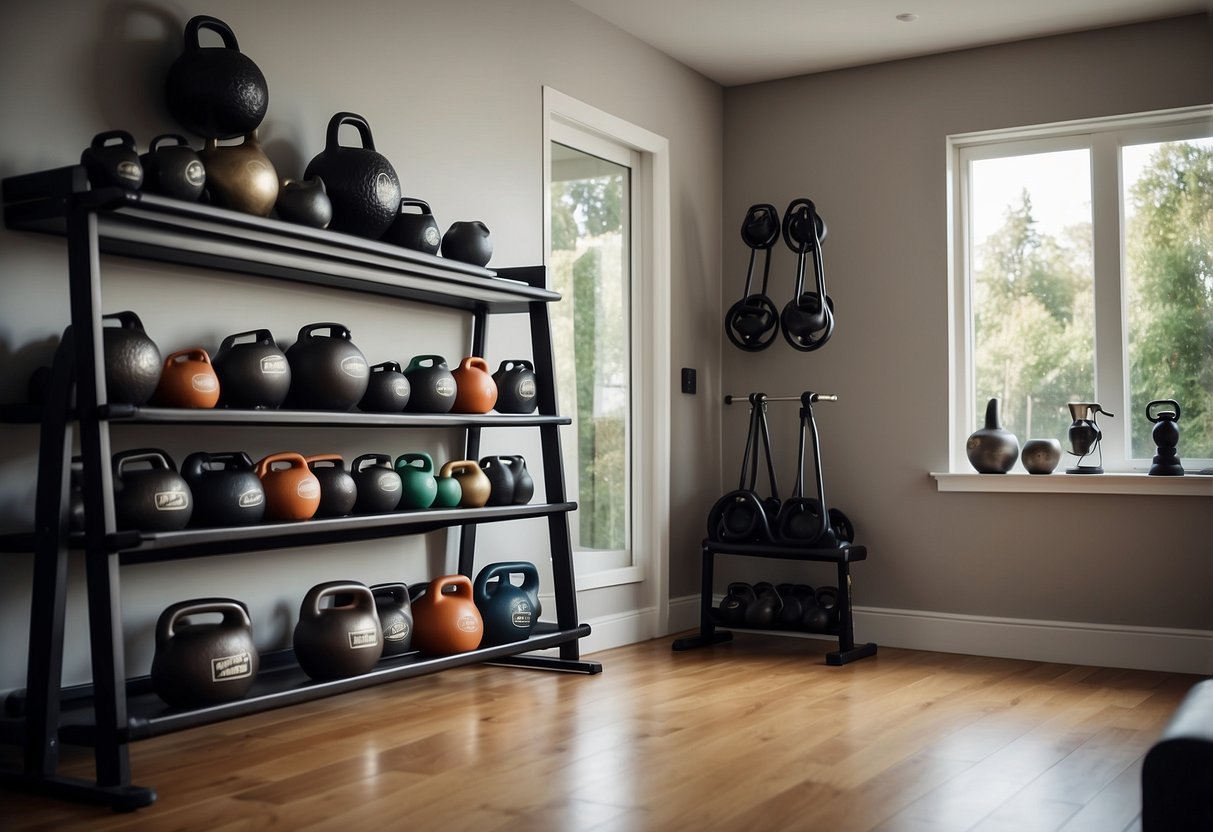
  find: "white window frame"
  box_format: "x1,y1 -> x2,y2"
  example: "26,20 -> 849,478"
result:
542,87 -> 672,608
940,105 -> 1213,496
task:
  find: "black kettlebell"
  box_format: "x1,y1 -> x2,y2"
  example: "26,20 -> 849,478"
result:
165,15 -> 268,139
478,456 -> 515,507
402,355 -> 457,413
492,360 -> 538,414
802,602 -> 830,632
717,582 -> 757,627
745,582 -> 783,629
181,451 -> 265,527
112,448 -> 192,531
212,328 -> 290,409
81,130 -> 143,191
276,177 -> 333,229
775,584 -> 804,629
140,134 -> 206,201
293,581 -> 383,680
102,311 -> 162,406
351,453 -> 402,514
815,585 -> 840,627
151,597 -> 258,707
303,112 -> 401,239
370,582 -> 414,656
285,323 -> 369,411
441,221 -> 493,267
358,361 -> 411,412
381,198 -> 441,254
306,454 -> 358,518
504,456 -> 534,505
473,562 -> 539,646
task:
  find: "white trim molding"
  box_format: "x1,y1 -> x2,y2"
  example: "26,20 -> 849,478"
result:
931,471 -> 1213,497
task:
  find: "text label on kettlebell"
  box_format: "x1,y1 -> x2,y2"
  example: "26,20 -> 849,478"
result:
457,615 -> 479,633
341,356 -> 368,378
297,479 -> 320,498
260,355 -> 287,374
192,373 -> 218,392
155,490 -> 189,511
435,378 -> 455,397
211,651 -> 253,682
384,621 -> 410,642
347,628 -> 379,649
518,379 -> 536,399
238,489 -> 264,508
185,161 -> 205,185
117,161 -> 141,182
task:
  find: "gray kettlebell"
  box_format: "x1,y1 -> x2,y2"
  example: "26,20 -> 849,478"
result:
112,448 -> 192,531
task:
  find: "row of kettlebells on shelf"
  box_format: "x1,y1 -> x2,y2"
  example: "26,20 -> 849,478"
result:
50,310 -> 538,414
152,562 -> 543,709
91,449 -> 534,532
713,582 -> 842,633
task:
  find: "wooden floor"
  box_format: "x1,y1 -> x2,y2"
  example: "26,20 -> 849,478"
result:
4,634 -> 1201,831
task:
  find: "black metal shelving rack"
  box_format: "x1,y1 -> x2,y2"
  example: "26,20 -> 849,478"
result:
0,166 -> 601,811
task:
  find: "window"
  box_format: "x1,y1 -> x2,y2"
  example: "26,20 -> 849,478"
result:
949,106 -> 1213,474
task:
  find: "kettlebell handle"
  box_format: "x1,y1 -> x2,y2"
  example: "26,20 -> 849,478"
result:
216,328 -> 275,357
405,354 -> 447,371
460,356 -> 489,373
156,597 -> 251,646
369,361 -> 402,374
394,452 -> 435,474
164,347 -> 212,367
428,574 -> 472,605
255,451 -> 308,478
353,453 -> 391,473
103,310 -> 145,331
148,133 -> 190,152
296,322 -> 351,343
325,112 -> 377,152
398,198 -> 432,216
439,459 -> 477,478
114,448 -> 175,481
1146,399 -> 1181,423
474,562 -> 538,604
306,580 -> 375,618
370,582 -> 410,607
90,130 -> 136,150
182,450 -> 253,479
496,359 -> 534,374
306,453 -> 346,471
183,15 -> 240,52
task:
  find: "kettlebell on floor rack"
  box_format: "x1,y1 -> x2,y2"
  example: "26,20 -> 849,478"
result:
714,582 -> 757,627
707,393 -> 780,543
473,562 -> 539,646
724,204 -> 782,351
150,597 -> 258,707
744,582 -> 783,629
780,198 -> 834,351
775,391 -> 839,548
775,584 -> 806,629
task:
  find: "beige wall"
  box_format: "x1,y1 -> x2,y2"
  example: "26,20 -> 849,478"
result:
719,16 -> 1213,630
0,0 -> 723,691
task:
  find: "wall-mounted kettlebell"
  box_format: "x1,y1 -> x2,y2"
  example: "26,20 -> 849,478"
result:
492,360 -> 538,414
478,456 -> 515,507
504,456 -> 534,505
306,454 -> 358,518
285,323 -> 369,411
112,448 -> 193,531
151,597 -> 258,707
255,452 -> 320,521
393,452 -> 439,510
81,130 -> 143,191
411,575 -> 484,655
440,459 -> 490,508
153,348 -> 220,408
212,329 -> 290,409
181,451 -> 265,527
351,453 -> 402,514
402,355 -> 457,413
381,198 -> 441,254
293,581 -> 383,680
358,361 -> 411,413
140,134 -> 205,201
451,357 -> 497,414
102,311 -> 162,406
473,562 -> 539,646
370,582 -> 413,656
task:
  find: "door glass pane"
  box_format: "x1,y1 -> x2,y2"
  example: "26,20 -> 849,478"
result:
1122,137 -> 1213,460
550,142 -> 630,553
969,149 -> 1095,445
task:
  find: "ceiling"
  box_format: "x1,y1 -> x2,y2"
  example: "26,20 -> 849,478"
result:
568,0 -> 1210,86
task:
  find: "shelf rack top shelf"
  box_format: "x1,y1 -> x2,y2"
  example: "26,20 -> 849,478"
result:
3,166 -> 558,313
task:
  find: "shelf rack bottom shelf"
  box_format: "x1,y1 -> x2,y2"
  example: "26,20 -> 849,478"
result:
672,628 -> 878,665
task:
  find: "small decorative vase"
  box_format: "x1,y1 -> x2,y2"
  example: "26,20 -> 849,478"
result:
1021,439 -> 1061,475
966,398 -> 1019,474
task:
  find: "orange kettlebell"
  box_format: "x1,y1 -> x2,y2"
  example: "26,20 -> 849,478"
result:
154,348 -> 220,408
411,575 -> 483,655
256,452 -> 320,521
451,356 -> 497,414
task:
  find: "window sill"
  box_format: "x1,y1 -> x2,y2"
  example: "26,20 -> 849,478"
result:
930,471 -> 1212,497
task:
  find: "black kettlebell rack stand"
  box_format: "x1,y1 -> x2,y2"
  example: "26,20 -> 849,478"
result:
672,393 -> 877,666
0,166 -> 600,811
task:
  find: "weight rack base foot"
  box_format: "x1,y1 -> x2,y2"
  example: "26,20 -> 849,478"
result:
827,642 -> 878,666
486,655 -> 603,674
671,630 -> 734,651
0,769 -> 156,812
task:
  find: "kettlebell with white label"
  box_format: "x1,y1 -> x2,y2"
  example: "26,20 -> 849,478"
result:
151,598 -> 258,707
293,581 -> 383,680
112,448 -> 193,531
284,323 -> 369,411
492,360 -> 538,414
402,355 -> 457,413
181,451 -> 265,527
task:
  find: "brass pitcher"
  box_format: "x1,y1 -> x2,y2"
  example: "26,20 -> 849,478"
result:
200,130 -> 278,217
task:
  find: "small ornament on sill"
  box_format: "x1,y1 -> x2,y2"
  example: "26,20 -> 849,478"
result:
966,397 -> 1019,473
1146,399 -> 1184,476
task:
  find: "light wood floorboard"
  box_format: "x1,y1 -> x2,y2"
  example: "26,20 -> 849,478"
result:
3,634 -> 1201,831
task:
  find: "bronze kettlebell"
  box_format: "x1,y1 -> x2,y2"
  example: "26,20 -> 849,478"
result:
440,459 -> 490,508
200,130 -> 279,217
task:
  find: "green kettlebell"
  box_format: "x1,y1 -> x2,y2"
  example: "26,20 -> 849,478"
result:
433,464 -> 462,509
393,452 -> 438,509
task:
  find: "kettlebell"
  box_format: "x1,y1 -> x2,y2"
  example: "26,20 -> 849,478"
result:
441,221 -> 493,267
305,454 -> 358,518
381,198 -> 441,254
370,582 -> 414,656
410,575 -> 484,655
293,581 -> 383,680
451,357 -> 497,414
478,456 -> 515,507
351,453 -> 402,514
440,459 -> 491,508
775,584 -> 804,629
255,452 -> 320,521
358,361 -> 411,413
303,112 -> 401,239
492,360 -> 538,414
402,355 -> 457,413
112,449 -> 193,531
276,177 -> 332,229
815,585 -> 840,627
285,323 -> 369,411
432,460 -> 463,509
140,134 -> 205,201
199,131 -> 279,217
473,562 -> 539,646
394,453 -> 440,509
81,130 -> 143,191
505,456 -> 534,505
102,311 -> 162,406
181,451 -> 265,527
153,348 -> 220,408
802,602 -> 831,632
745,582 -> 783,629
165,15 -> 268,139
151,598 -> 258,707
716,582 -> 756,627
212,329 -> 291,409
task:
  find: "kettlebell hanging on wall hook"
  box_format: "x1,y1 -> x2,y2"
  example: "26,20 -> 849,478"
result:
724,203 -> 781,351
780,198 -> 835,352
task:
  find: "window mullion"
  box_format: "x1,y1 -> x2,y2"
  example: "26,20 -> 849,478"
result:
1090,132 -> 1129,470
